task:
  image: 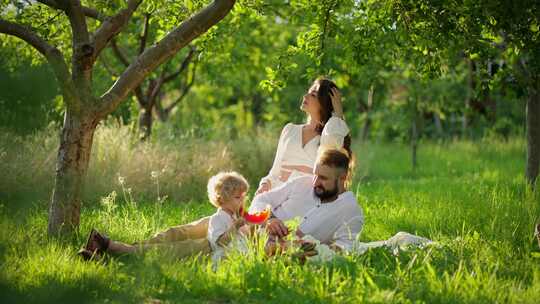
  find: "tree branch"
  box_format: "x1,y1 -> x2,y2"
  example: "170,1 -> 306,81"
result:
145,79 -> 157,102
163,46 -> 196,83
99,55 -> 119,77
61,0 -> 94,94
134,86 -> 147,107
110,39 -> 146,107
92,0 -> 142,60
110,38 -> 130,67
138,13 -> 151,55
165,60 -> 198,113
37,0 -> 104,21
0,19 -> 69,82
65,0 -> 91,45
97,0 -> 236,119
0,18 -> 78,110
146,70 -> 166,109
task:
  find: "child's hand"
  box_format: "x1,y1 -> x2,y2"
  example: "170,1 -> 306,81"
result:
238,224 -> 250,235
234,217 -> 247,229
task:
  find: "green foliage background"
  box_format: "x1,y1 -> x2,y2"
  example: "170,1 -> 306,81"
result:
1,1 -> 539,302
1,0 -> 534,140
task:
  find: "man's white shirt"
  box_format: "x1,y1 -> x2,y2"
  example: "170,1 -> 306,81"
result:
249,176 -> 364,251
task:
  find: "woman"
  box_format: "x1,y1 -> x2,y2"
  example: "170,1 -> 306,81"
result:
256,77 -> 352,194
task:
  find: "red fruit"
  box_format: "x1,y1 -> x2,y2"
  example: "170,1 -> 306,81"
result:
239,206 -> 271,224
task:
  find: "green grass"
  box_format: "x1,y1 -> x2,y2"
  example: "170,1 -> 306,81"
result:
1,135 -> 540,303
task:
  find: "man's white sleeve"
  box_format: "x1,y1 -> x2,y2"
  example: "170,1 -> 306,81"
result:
332,215 -> 364,251
249,178 -> 296,213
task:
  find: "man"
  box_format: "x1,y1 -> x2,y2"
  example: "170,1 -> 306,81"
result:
249,148 -> 364,253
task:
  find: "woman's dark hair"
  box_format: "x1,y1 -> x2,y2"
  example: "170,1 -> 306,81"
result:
312,77 -> 355,185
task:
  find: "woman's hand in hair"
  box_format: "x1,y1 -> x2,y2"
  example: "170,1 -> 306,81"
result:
330,87 -> 344,119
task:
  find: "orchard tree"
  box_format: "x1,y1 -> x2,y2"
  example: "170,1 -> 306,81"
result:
390,0 -> 540,185
0,0 -> 236,236
98,12 -> 199,140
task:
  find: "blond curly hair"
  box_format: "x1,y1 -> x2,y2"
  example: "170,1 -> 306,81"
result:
207,171 -> 249,207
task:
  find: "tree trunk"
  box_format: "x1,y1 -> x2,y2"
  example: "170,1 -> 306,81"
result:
154,98 -> 170,122
526,82 -> 540,187
433,112 -> 444,138
361,85 -> 374,142
411,115 -> 418,171
48,109 -> 97,236
138,106 -> 153,141
411,96 -> 419,171
463,58 -> 474,138
362,119 -> 372,143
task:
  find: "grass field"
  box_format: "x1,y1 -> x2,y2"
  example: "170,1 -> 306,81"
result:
1,129 -> 540,303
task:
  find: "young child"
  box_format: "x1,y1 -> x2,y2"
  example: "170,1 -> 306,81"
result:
206,171 -> 249,260
79,171 -> 250,260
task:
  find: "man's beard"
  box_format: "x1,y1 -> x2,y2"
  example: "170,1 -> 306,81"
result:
314,180 -> 339,200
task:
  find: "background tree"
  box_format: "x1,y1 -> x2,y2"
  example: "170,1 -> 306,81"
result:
98,12 -> 199,140
0,0 -> 237,236
389,0 -> 540,185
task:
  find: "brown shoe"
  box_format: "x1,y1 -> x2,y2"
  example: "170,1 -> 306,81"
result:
78,228 -> 110,260
77,248 -> 100,261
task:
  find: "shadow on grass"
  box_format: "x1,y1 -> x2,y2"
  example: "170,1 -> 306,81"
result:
0,273 -> 137,304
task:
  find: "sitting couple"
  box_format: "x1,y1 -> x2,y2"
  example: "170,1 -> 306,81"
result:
79,77 -> 360,260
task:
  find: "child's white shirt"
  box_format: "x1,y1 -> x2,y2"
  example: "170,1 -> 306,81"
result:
207,208 -> 248,265
207,208 -> 235,250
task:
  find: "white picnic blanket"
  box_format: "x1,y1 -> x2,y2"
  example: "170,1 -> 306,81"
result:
303,232 -> 434,263
210,231 -> 433,268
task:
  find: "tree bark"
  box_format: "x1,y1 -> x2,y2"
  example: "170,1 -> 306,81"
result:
411,116 -> 418,171
411,97 -> 418,171
138,106 -> 153,141
433,112 -> 444,138
462,58 -> 474,138
48,109 -> 97,235
526,80 -> 540,187
361,85 -> 374,142
155,97 -> 169,122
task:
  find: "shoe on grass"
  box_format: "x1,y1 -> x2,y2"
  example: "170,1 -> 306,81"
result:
77,228 -> 110,261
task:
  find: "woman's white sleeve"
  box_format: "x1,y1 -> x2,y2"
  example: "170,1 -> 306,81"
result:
318,116 -> 349,154
259,123 -> 291,187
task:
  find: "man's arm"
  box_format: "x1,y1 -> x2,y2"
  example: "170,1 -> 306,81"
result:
248,177 -> 296,213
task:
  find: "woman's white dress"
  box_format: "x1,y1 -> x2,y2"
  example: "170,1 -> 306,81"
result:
259,116 -> 350,189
